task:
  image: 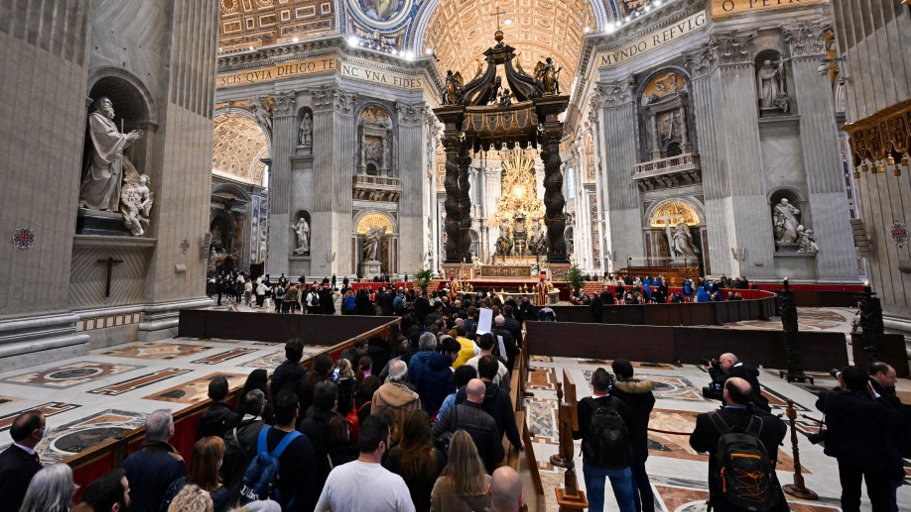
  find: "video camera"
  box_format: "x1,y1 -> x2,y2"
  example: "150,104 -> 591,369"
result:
701,358 -> 726,401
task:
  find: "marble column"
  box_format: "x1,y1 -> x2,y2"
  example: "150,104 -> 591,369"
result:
785,22 -> 858,281
714,32 -> 776,277
396,102 -> 424,275
265,91 -> 295,277
686,44 -> 733,276
598,77 -> 644,269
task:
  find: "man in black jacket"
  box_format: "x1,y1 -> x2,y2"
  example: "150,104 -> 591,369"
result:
572,368 -> 636,512
299,381 -> 343,490
0,410 -> 44,512
689,378 -> 788,512
455,355 -> 522,451
817,365 -> 903,512
718,352 -> 771,412
492,315 -> 519,373
432,378 -> 504,473
611,359 -> 656,512
196,375 -> 240,439
271,339 -> 307,401
221,389 -> 267,493
868,362 -> 911,457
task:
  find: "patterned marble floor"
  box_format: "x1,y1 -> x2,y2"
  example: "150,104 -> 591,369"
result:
525,355 -> 911,512
0,338 -> 325,463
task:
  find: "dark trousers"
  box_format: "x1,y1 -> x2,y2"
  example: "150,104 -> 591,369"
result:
629,462 -> 655,512
837,459 -> 894,512
274,299 -> 283,313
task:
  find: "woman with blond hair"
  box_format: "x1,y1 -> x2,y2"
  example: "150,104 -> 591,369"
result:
161,437 -> 231,512
429,430 -> 492,512
19,463 -> 76,512
167,484 -> 212,512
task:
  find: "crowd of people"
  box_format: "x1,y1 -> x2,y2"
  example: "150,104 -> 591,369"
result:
571,274 -> 751,306
2,277 -> 908,512
1,290 -> 540,512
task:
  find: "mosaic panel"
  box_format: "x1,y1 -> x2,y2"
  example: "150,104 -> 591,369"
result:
191,348 -> 258,365
3,362 -> 140,389
144,373 -> 247,404
103,342 -> 212,360
88,368 -> 193,396
0,402 -> 80,433
31,409 -> 146,463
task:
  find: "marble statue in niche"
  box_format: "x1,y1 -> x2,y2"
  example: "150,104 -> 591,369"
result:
773,198 -> 801,245
667,222 -> 699,260
79,97 -> 143,212
358,106 -> 393,176
120,174 -> 153,236
757,57 -> 791,114
292,216 -> 310,255
298,112 -> 312,148
362,225 -> 386,262
658,109 -> 683,146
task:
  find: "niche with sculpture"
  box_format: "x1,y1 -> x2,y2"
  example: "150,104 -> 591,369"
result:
297,107 -> 313,152
647,200 -> 702,267
357,105 -> 393,176
770,189 -> 816,254
78,76 -> 154,237
291,210 -> 311,256
755,50 -> 791,116
639,71 -> 692,160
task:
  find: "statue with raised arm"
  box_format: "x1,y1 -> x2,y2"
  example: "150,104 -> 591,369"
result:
757,58 -> 790,112
444,70 -> 464,105
362,225 -> 386,262
80,97 -> 143,212
773,198 -> 801,244
292,217 -> 310,255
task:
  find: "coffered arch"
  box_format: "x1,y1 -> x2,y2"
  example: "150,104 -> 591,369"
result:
212,110 -> 270,187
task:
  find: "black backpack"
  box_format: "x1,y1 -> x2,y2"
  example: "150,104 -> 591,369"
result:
708,412 -> 781,512
581,397 -> 631,469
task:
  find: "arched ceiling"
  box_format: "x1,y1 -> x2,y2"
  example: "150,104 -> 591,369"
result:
212,113 -> 269,186
218,0 -> 335,53
424,0 -> 596,85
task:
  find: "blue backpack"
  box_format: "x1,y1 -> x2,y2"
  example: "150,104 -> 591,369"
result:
238,428 -> 301,505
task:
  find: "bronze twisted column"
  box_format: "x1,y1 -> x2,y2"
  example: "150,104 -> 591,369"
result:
540,127 -> 568,263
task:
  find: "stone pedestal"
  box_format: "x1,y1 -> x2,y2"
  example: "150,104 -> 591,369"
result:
76,209 -> 133,237
360,260 -> 382,280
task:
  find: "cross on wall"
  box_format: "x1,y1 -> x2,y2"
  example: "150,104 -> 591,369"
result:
97,256 -> 124,298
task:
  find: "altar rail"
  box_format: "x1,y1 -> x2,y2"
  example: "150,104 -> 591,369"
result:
64,316 -> 400,496
525,321 -> 849,371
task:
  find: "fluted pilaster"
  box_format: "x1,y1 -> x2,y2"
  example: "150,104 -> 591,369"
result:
396,102 -> 425,274
785,22 -> 857,280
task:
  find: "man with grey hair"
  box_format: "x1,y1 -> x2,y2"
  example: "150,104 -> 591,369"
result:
123,410 -> 185,512
492,314 -> 518,373
372,360 -> 421,443
717,352 -> 769,412
408,331 -> 438,387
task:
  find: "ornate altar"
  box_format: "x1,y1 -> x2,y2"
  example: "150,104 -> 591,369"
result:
434,29 -> 570,265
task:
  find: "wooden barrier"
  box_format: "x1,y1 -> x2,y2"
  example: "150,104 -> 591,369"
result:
550,289 -> 776,326
65,317 -> 400,489
850,333 -> 910,377
525,321 -> 850,371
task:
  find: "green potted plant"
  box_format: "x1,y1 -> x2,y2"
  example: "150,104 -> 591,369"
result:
565,264 -> 585,296
415,268 -> 434,293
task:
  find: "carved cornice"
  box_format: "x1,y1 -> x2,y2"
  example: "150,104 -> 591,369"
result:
272,91 -> 297,117
396,102 -> 424,126
783,22 -> 830,59
598,78 -> 636,108
312,87 -> 335,112
710,31 -> 756,67
685,44 -> 717,79
333,90 -> 357,115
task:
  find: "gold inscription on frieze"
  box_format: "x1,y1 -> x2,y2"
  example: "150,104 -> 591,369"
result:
340,63 -> 424,90
217,57 -> 337,88
599,11 -> 708,68
711,0 -> 828,18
